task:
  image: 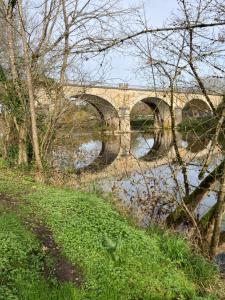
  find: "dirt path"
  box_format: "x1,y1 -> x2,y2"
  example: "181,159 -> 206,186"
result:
0,192 -> 83,287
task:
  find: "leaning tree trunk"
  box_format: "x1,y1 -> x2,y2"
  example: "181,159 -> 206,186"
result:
5,4 -> 28,165
17,0 -> 43,175
210,165 -> 225,257
167,159 -> 225,226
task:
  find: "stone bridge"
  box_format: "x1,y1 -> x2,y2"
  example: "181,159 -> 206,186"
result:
38,83 -> 223,132
56,84 -> 223,132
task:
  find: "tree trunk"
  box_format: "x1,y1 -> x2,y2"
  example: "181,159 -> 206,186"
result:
17,0 -> 43,174
210,165 -> 225,256
5,4 -> 28,165
167,159 -> 225,226
2,110 -> 11,159
18,126 -> 28,165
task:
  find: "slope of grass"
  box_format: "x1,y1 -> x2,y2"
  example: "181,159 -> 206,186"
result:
0,160 -> 223,300
177,116 -> 218,133
0,210 -> 79,300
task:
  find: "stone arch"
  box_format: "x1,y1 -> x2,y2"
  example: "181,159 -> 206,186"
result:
216,101 -> 225,116
70,94 -> 120,130
131,97 -> 171,128
182,98 -> 212,119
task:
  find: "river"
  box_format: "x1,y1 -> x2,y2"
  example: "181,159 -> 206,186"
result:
50,129 -> 225,227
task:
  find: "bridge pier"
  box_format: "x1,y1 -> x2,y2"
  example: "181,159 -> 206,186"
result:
174,107 -> 182,126
105,116 -> 120,131
120,133 -> 131,156
112,106 -> 182,132
118,107 -> 131,132
157,107 -> 182,128
117,107 -> 182,132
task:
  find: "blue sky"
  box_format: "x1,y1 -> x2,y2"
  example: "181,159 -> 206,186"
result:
106,0 -> 179,86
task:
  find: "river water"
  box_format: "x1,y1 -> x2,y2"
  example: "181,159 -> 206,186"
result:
50,129 -> 225,227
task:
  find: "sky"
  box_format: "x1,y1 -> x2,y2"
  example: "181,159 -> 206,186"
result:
104,0 -> 179,86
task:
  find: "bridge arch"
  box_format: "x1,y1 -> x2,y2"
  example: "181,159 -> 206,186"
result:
70,94 -> 120,130
131,97 -> 171,128
182,98 -> 212,119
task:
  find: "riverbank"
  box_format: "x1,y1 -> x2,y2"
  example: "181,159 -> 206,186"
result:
131,118 -> 154,131
0,160 -> 224,299
177,116 -> 224,134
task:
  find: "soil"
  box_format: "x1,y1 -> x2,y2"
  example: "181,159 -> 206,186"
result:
30,222 -> 83,286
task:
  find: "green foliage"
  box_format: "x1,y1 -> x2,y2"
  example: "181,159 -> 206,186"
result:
0,64 -> 28,125
6,144 -> 18,164
0,211 -> 79,300
177,116 -> 219,134
0,164 -> 222,299
3,85 -> 26,125
26,137 -> 34,164
9,0 -> 17,11
0,66 -> 31,165
154,229 -> 218,284
102,234 -> 123,262
131,118 -> 154,130
0,65 -> 7,83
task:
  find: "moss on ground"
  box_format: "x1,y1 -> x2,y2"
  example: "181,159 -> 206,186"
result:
0,161 -> 223,299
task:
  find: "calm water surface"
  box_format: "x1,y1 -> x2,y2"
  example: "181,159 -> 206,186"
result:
51,130 -> 225,226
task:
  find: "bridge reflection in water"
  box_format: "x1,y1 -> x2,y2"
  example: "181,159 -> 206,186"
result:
51,130 -> 219,184
51,130 -> 222,226
52,130 -> 175,173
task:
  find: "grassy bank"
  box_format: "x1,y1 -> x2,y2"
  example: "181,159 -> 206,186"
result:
177,116 -> 220,134
0,211 -> 78,300
0,161 -> 224,299
131,118 -> 154,131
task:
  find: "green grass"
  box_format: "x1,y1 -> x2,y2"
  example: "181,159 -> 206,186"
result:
0,210 -> 79,300
0,161 -> 223,300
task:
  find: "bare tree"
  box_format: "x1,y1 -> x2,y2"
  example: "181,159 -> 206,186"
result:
0,0 -> 133,176
117,0 -> 225,254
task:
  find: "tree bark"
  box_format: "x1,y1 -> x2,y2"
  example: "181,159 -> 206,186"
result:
18,126 -> 28,165
17,0 -> 43,174
167,159 -> 225,226
5,3 -> 28,165
210,166 -> 225,256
